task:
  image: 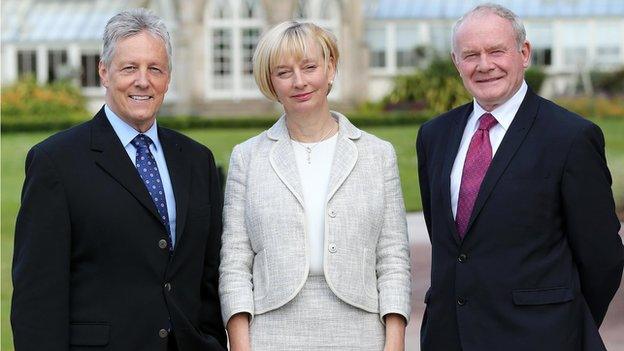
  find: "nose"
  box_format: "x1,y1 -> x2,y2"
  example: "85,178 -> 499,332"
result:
476,53 -> 495,72
292,70 -> 306,89
134,69 -> 149,88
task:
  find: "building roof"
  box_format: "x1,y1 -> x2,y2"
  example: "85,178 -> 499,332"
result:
365,0 -> 624,19
1,0 -> 141,43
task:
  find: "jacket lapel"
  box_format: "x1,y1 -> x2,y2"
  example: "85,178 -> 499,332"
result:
268,116 -> 305,207
464,89 -> 540,237
158,128 -> 191,250
441,104 -> 473,246
90,108 -> 163,225
326,112 -> 360,202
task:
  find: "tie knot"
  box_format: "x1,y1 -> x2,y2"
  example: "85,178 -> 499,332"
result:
478,113 -> 498,131
131,134 -> 153,150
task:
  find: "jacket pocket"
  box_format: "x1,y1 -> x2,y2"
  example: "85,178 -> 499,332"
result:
252,249 -> 269,301
69,323 -> 110,346
362,248 -> 378,299
512,287 -> 574,305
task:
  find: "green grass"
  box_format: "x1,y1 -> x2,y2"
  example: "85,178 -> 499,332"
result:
1,119 -> 623,350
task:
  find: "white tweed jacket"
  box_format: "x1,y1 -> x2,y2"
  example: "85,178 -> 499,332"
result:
218,111 -> 411,326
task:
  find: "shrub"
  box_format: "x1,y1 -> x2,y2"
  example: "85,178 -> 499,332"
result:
525,66 -> 546,92
1,77 -> 89,124
555,96 -> 624,119
591,68 -> 624,96
382,59 -> 471,116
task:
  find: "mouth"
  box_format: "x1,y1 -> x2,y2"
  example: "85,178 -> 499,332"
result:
129,95 -> 153,101
291,91 -> 314,101
475,76 -> 503,83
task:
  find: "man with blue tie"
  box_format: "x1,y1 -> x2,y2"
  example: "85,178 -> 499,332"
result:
416,3 -> 623,351
11,8 -> 226,351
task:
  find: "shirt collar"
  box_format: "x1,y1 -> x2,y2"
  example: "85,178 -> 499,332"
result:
104,105 -> 160,151
471,80 -> 528,131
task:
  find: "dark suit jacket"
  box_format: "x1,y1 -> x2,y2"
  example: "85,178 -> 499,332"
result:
11,108 -> 227,350
416,89 -> 624,351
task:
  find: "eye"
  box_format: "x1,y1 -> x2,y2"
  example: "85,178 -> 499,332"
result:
276,70 -> 292,78
122,65 -> 137,72
149,66 -> 163,73
304,64 -> 317,71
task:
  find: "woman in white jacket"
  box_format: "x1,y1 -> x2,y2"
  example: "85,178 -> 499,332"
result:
219,21 -> 411,351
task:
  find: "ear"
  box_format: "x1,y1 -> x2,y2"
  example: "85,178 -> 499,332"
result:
98,61 -> 109,88
521,40 -> 532,68
451,51 -> 461,74
326,56 -> 336,82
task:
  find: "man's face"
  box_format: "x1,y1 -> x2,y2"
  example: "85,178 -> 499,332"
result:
99,31 -> 170,132
451,12 -> 531,111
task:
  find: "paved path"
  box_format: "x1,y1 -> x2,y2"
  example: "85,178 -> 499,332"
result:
404,212 -> 624,351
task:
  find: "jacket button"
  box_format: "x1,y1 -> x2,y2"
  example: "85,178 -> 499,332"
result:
164,282 -> 172,292
457,297 -> 466,306
158,239 -> 168,249
458,253 -> 467,263
328,243 -> 337,253
328,209 -> 337,218
158,328 -> 168,338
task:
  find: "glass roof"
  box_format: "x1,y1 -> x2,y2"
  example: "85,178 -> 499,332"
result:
365,0 -> 624,19
2,0 -> 141,43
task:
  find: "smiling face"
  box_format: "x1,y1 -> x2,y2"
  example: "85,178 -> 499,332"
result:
99,30 -> 170,132
270,40 -> 335,117
452,11 -> 531,111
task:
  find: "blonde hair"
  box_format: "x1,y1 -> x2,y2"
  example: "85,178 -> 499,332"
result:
253,21 -> 339,101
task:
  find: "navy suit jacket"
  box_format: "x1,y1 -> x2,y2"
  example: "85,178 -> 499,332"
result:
416,89 -> 623,351
12,108 -> 227,350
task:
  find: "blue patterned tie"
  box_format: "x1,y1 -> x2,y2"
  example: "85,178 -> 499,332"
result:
131,134 -> 173,251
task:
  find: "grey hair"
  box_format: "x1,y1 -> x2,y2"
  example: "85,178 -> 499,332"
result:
451,3 -> 526,53
101,8 -> 172,69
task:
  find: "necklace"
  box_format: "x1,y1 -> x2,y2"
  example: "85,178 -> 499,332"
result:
290,121 -> 337,164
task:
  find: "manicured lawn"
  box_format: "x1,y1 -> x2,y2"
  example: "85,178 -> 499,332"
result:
1,119 -> 622,350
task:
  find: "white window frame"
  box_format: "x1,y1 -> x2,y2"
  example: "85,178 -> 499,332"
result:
205,0 -> 265,100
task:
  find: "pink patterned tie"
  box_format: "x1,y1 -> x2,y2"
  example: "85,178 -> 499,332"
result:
456,113 -> 498,238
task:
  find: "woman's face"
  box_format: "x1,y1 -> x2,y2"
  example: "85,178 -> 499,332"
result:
270,40 -> 335,117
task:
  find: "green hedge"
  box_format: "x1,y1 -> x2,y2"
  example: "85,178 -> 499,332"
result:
1,110 -> 432,133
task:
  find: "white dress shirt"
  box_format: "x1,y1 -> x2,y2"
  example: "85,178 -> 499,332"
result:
450,81 -> 528,218
292,133 -> 338,276
104,105 -> 177,245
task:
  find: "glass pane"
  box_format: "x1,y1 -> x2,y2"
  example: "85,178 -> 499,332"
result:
396,25 -> 422,68
242,28 -> 260,76
366,27 -> 386,68
212,0 -> 232,19
294,0 -> 308,18
17,50 -> 37,79
47,50 -> 68,82
430,23 -> 452,54
81,54 -> 101,87
213,29 -> 232,89
525,22 -> 552,48
240,0 -> 259,18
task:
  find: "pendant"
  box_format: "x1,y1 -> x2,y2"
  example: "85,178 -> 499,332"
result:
305,147 -> 312,164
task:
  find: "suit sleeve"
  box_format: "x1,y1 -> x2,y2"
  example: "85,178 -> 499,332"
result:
11,146 -> 71,350
561,123 -> 624,326
416,125 -> 432,237
199,147 -> 228,348
218,144 -> 255,325
377,142 -> 412,324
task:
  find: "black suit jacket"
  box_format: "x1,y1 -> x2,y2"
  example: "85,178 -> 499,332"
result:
11,108 -> 227,350
416,89 -> 624,351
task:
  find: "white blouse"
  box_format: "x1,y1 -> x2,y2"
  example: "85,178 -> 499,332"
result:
292,134 -> 338,276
